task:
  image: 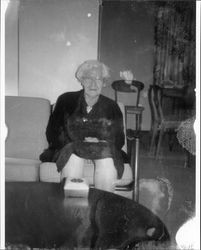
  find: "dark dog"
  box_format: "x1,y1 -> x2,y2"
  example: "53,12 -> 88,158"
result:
6,183 -> 170,249
88,188 -> 170,249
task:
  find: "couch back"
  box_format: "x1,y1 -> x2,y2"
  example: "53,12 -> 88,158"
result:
5,96 -> 51,160
5,96 -> 127,160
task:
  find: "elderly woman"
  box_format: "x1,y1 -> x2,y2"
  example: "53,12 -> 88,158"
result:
40,60 -> 128,192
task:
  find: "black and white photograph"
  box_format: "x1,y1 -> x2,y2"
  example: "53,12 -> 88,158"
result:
1,0 -> 200,249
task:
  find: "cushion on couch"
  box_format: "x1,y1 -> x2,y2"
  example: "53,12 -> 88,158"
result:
5,96 -> 51,160
39,162 -> 133,186
5,157 -> 40,182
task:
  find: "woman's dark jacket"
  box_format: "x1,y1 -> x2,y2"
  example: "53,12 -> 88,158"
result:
40,90 -> 128,178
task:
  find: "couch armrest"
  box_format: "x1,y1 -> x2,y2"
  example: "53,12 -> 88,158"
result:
5,157 -> 40,182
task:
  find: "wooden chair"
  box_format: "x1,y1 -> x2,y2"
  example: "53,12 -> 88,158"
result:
112,80 -> 144,131
148,85 -> 189,158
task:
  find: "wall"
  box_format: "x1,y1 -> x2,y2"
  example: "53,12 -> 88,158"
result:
5,0 -> 154,129
5,0 -> 99,104
99,1 -> 155,130
5,0 -> 20,96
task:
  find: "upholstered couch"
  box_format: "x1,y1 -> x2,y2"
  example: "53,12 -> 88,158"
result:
5,96 -> 133,198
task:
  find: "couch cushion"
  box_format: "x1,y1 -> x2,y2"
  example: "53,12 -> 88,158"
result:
5,96 -> 50,160
39,162 -> 133,186
39,162 -> 61,183
5,157 -> 40,182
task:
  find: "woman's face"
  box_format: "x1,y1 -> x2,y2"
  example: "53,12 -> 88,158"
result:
82,77 -> 105,99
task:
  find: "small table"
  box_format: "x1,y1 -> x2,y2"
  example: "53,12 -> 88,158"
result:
5,182 -> 170,249
112,80 -> 144,131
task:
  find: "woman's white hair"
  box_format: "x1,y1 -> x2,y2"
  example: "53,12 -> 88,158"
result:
75,60 -> 110,84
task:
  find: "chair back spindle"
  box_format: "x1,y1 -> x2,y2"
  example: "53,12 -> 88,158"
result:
112,80 -> 145,131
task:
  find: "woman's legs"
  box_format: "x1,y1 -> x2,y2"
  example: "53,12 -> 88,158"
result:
61,155 -> 117,193
60,153 -> 85,181
94,158 -> 117,193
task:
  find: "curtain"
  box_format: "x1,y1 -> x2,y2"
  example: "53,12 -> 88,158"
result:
153,1 -> 195,88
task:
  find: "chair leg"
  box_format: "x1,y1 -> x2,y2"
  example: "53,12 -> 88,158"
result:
156,127 -> 164,159
125,107 -> 128,130
130,137 -> 140,202
149,124 -> 158,156
168,131 -> 176,151
136,114 -> 140,131
137,113 -> 143,131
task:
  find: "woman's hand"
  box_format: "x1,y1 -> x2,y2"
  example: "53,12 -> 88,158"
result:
84,137 -> 99,142
84,137 -> 107,143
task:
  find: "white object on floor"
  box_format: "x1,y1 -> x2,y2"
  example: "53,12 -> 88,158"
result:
64,178 -> 89,198
175,215 -> 199,250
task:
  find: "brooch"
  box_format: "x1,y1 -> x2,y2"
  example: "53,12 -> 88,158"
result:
83,117 -> 88,122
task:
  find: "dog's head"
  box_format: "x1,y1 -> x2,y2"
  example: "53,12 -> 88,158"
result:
139,178 -> 174,217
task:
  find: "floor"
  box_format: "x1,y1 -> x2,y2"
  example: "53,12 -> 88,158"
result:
133,130 -> 196,247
